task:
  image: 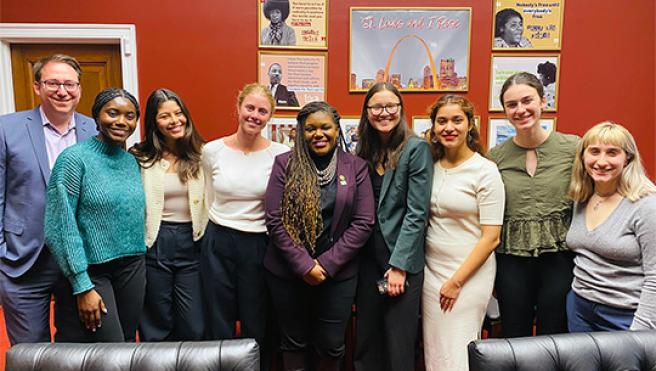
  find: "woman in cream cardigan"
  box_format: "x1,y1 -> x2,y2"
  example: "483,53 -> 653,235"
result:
131,88 -> 207,341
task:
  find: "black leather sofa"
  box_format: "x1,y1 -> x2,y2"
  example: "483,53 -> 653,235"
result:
468,330 -> 656,371
5,339 -> 259,371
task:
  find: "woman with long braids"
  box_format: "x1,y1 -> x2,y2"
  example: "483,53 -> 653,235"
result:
353,82 -> 433,371
264,101 -> 374,370
130,88 -> 207,341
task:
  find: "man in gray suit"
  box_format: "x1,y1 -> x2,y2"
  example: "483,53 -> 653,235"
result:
0,54 -> 97,344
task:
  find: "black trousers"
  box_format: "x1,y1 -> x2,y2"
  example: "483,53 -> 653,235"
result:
268,271 -> 357,371
200,222 -> 268,344
140,221 -> 204,341
54,255 -> 146,342
354,256 -> 423,371
495,251 -> 574,337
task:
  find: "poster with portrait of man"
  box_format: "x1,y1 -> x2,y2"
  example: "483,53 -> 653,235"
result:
258,51 -> 327,111
492,0 -> 565,50
258,0 -> 328,49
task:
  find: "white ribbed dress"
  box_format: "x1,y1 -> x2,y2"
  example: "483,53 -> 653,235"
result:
422,153 -> 505,371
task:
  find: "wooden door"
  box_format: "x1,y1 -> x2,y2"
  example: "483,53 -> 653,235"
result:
11,44 -> 122,117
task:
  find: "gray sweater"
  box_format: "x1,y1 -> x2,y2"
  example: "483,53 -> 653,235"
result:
566,194 -> 656,330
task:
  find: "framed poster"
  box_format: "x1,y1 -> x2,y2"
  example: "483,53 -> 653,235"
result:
340,116 -> 360,154
258,0 -> 328,49
487,117 -> 556,149
412,115 -> 480,139
489,54 -> 560,111
492,0 -> 564,50
265,115 -> 297,145
258,51 -> 327,111
350,7 -> 471,92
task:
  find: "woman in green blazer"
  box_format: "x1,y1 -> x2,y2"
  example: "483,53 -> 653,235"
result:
353,82 -> 433,371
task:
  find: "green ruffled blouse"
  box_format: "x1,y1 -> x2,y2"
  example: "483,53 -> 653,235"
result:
488,131 -> 579,257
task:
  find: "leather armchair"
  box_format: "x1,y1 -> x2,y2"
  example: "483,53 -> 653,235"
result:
468,330 -> 656,371
5,339 -> 259,371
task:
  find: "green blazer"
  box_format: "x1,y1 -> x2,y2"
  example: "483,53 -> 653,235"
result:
377,136 -> 433,274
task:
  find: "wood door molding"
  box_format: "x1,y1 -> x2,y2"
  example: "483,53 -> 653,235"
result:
0,23 -> 140,146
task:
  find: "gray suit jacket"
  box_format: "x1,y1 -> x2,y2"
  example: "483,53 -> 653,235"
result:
0,107 -> 96,277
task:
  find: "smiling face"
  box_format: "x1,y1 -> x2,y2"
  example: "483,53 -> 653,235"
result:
156,100 -> 187,148
433,103 -> 470,152
269,8 -> 282,23
366,89 -> 402,138
583,142 -> 628,190
502,84 -> 546,133
237,93 -> 272,136
303,111 -> 339,157
97,97 -> 138,146
33,61 -> 81,119
500,16 -> 523,45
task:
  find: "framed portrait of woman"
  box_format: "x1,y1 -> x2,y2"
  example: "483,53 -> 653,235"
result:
492,0 -> 565,50
258,0 -> 328,49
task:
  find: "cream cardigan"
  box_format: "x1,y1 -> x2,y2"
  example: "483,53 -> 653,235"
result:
141,159 -> 209,247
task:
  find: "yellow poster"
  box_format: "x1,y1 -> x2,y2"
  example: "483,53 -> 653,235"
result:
492,0 -> 564,50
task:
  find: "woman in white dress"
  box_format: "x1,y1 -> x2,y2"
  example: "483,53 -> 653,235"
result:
422,95 -> 505,371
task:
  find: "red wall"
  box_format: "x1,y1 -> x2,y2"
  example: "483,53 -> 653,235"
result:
2,0 -> 654,174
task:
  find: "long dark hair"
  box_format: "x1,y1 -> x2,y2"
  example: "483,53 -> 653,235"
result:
282,101 -> 341,254
356,82 -> 413,170
130,88 -> 205,182
427,95 -> 484,161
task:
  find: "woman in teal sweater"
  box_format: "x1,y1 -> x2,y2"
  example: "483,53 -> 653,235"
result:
45,88 -> 146,342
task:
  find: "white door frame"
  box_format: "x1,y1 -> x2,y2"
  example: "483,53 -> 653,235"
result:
0,23 -> 141,144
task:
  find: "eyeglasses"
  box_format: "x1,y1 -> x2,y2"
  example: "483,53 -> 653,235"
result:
367,103 -> 401,115
40,80 -> 80,92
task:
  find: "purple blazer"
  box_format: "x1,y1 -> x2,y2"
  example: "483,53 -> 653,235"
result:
264,150 -> 375,281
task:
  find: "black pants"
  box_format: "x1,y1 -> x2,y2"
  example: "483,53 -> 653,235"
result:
354,256 -> 423,371
200,222 -> 268,343
268,271 -> 357,371
495,251 -> 574,337
140,221 -> 204,341
54,255 -> 146,342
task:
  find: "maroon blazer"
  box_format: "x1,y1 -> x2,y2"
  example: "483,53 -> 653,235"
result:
264,149 -> 375,281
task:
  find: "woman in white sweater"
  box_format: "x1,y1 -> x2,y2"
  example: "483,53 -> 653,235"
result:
422,95 -> 505,370
201,84 -> 288,353
130,88 -> 207,341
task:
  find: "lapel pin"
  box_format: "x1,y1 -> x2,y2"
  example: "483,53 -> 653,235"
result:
339,175 -> 347,186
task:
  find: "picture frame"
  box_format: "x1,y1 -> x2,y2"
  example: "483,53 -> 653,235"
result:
265,115 -> 297,145
350,7 -> 472,92
411,115 -> 481,139
489,54 -> 560,112
258,51 -> 327,111
258,0 -> 328,50
340,116 -> 360,154
492,0 -> 565,50
487,117 -> 556,149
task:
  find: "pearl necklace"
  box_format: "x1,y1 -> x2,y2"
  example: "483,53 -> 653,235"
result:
315,150 -> 337,186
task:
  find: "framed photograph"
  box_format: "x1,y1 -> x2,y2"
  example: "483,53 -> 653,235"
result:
258,51 -> 327,111
489,54 -> 560,112
412,115 -> 480,139
265,115 -> 297,146
340,116 -> 360,154
350,7 -> 471,92
492,0 -> 564,50
487,117 -> 556,149
258,0 -> 328,49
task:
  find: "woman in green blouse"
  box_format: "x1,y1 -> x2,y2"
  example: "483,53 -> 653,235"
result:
488,72 -> 578,337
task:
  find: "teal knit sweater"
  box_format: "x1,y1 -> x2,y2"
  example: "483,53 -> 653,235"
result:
45,137 -> 146,294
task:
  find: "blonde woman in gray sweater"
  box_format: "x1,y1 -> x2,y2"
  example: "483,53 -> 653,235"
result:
566,121 -> 656,331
